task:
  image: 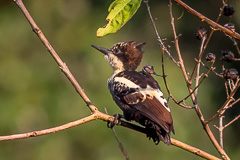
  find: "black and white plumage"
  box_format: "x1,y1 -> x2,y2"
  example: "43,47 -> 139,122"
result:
92,41 -> 174,145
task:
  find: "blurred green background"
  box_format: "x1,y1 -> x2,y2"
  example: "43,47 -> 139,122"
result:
0,0 -> 239,159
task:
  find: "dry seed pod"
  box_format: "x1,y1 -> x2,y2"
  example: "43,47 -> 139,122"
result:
221,50 -> 235,62
194,27 -> 207,40
224,4 -> 235,16
206,53 -> 216,62
224,68 -> 239,80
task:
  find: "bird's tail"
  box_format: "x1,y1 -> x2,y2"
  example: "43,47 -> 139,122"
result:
145,121 -> 172,145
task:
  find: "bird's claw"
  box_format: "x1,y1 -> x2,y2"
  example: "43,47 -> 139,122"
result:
107,114 -> 123,128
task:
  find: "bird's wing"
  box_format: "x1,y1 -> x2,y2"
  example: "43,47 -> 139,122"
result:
113,71 -> 174,133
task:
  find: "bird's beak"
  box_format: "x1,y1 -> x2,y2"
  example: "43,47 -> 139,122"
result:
91,45 -> 110,55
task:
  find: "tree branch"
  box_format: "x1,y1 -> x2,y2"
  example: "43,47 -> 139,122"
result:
0,114 -> 98,141
171,139 -> 221,160
173,0 -> 240,40
144,0 -> 180,67
206,81 -> 240,124
13,0 -> 98,113
0,109 -> 221,160
223,115 -> 240,128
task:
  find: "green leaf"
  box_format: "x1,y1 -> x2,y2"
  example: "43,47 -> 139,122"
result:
96,0 -> 142,37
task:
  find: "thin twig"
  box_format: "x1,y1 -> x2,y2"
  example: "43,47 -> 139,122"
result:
219,114 -> 224,148
224,81 -> 230,98
206,81 -> 240,124
169,0 -> 189,82
104,108 -> 129,160
232,38 -> 240,56
216,114 -> 240,149
168,0 -> 196,109
223,115 -> 240,128
225,97 -> 240,110
194,36 -> 207,96
144,0 -> 180,67
189,37 -> 206,84
161,47 -> 193,109
179,62 -> 215,104
201,63 -> 223,78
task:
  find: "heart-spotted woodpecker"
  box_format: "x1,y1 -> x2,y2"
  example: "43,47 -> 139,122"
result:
92,41 -> 174,145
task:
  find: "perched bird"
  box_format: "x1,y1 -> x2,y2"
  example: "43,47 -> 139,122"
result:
92,41 -> 174,145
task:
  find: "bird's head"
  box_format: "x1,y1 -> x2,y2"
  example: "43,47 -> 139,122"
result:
92,41 -> 145,73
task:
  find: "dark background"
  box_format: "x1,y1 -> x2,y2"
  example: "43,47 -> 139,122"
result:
0,0 -> 239,159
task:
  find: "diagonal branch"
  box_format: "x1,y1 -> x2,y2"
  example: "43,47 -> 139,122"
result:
179,62 -> 215,104
206,81 -> 240,124
173,0 -> 240,40
13,0 -> 98,113
144,0 -> 180,67
223,115 -> 240,128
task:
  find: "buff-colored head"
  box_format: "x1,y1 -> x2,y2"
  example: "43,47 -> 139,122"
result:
92,41 -> 145,73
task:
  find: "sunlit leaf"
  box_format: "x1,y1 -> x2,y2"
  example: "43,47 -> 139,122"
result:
96,0 -> 142,37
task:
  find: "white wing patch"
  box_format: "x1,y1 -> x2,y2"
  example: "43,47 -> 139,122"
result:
140,87 -> 170,112
113,77 -> 170,112
114,77 -> 140,88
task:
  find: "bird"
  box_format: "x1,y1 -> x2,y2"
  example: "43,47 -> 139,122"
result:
91,41 -> 174,145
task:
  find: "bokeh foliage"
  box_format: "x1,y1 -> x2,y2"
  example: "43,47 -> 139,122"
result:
0,0 -> 239,159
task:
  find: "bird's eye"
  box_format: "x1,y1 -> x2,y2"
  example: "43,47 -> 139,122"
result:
114,49 -> 122,55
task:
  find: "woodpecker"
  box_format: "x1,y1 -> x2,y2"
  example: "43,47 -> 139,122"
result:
92,41 -> 174,145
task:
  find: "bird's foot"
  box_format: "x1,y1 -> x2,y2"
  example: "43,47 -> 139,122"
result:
107,114 -> 124,128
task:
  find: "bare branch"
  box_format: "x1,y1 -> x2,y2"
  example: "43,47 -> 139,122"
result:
172,139 -> 221,160
179,62 -> 215,103
0,113 -> 98,141
104,108 -> 129,160
13,0 -> 98,113
161,44 -> 193,109
194,36 -> 207,96
144,0 -> 180,67
225,97 -> 240,110
219,115 -> 224,148
223,115 -> 240,128
169,0 -> 189,83
206,81 -> 240,124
